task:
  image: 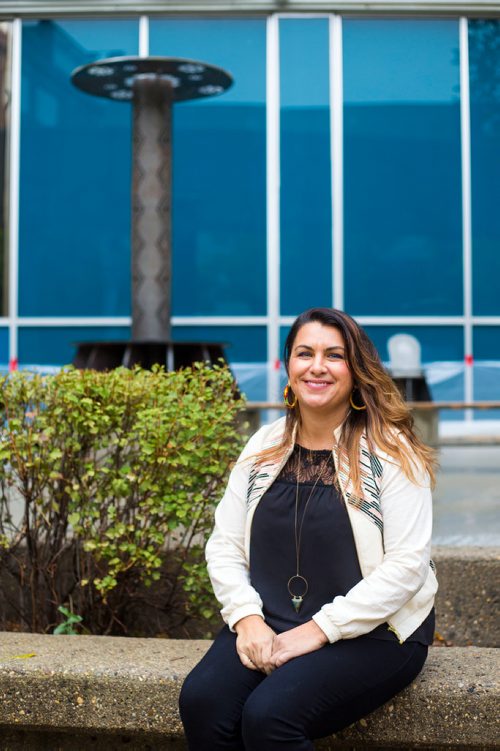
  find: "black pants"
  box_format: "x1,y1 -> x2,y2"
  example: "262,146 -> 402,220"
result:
179,626 -> 428,750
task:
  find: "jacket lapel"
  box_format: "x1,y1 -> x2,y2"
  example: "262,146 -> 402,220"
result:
333,433 -> 384,535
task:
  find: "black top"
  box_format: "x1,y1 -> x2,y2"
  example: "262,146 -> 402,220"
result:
249,444 -> 434,645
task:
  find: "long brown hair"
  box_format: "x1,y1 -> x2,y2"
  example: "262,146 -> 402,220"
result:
257,308 -> 437,492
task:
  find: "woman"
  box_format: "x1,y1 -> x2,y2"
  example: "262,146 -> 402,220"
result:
180,307 -> 438,751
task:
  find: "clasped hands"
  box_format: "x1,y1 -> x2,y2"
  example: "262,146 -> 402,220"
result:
234,615 -> 328,675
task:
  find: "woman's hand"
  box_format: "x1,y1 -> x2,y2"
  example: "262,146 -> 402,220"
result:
234,615 -> 276,675
270,620 -> 328,668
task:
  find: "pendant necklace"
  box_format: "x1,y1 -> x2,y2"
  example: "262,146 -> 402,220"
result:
287,446 -> 330,613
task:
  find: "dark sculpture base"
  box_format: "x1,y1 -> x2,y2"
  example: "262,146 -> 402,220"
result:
72,341 -> 227,371
392,375 -> 432,402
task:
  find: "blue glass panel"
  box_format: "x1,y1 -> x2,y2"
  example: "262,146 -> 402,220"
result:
473,327 -> 500,419
428,369 -> 465,405
362,325 -> 464,363
473,326 -> 500,360
343,20 -> 462,315
18,326 -> 131,366
0,327 -> 8,365
232,365 -> 269,402
149,19 -> 266,315
362,325 -> 465,417
279,19 -> 332,315
19,20 -> 138,317
279,325 -> 289,362
172,325 -> 266,363
470,21 -> 500,315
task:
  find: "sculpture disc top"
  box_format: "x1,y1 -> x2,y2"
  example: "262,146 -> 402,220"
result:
71,56 -> 233,102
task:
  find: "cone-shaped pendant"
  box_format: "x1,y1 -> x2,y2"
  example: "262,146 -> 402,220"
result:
288,575 -> 308,612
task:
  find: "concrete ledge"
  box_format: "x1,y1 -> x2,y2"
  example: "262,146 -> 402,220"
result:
433,546 -> 500,647
0,632 -> 498,750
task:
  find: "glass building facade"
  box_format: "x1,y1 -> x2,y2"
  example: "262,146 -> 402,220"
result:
0,8 -> 498,413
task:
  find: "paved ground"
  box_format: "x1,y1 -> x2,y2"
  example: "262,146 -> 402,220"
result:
433,446 -> 500,546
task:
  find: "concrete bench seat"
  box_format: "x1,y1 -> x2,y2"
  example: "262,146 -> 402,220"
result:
0,631 -> 498,750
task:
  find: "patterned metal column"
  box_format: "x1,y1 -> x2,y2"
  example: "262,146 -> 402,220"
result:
131,77 -> 173,340
71,57 -> 232,363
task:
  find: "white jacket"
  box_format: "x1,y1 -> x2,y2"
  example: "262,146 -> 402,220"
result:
205,416 -> 438,644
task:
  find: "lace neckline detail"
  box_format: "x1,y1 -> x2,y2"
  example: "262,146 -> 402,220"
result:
277,443 -> 336,486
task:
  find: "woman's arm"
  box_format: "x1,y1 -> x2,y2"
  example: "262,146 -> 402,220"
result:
311,454 -> 433,643
205,428 -> 266,631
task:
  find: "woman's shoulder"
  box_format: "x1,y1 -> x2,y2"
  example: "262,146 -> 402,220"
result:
243,415 -> 286,454
364,429 -> 430,487
364,426 -> 409,457
233,416 -> 287,473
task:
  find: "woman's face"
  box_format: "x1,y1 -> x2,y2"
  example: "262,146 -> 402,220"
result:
287,322 -> 354,416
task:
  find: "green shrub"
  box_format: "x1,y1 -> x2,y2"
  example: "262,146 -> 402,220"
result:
0,364 -> 245,636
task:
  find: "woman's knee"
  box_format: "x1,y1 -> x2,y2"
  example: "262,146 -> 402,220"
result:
241,689 -> 301,748
241,694 -> 270,746
178,673 -> 196,720
179,669 -> 217,722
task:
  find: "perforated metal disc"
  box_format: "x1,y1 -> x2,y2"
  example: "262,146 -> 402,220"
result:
71,56 -> 233,102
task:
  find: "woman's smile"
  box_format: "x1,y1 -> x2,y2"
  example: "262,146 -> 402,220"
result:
304,380 -> 332,390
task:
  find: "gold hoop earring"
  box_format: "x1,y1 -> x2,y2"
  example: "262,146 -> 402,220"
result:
283,383 -> 297,409
350,391 -> 366,411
